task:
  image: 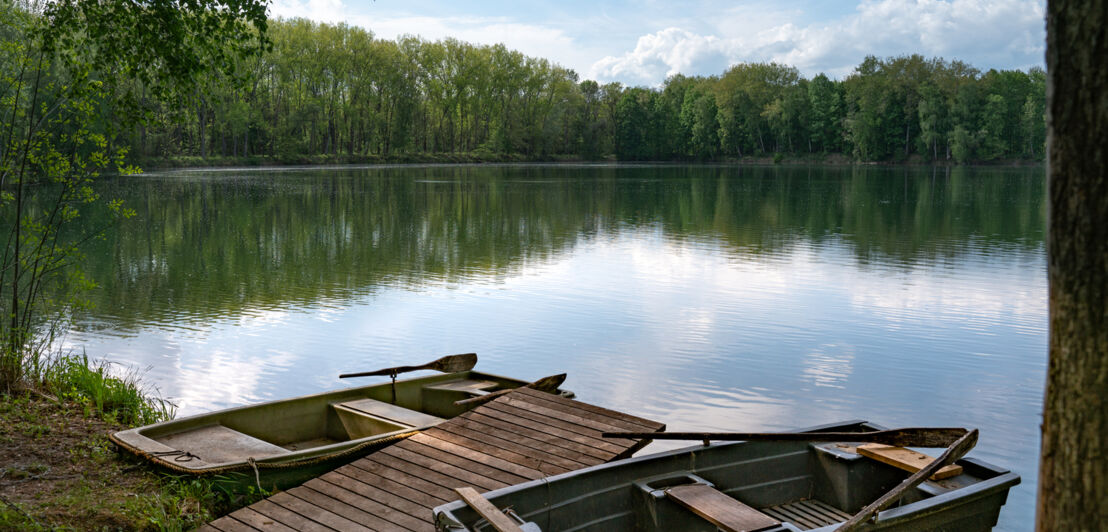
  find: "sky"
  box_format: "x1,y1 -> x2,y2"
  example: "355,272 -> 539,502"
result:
267,0 -> 1046,86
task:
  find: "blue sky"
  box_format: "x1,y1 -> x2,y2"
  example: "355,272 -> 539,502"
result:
269,0 -> 1046,86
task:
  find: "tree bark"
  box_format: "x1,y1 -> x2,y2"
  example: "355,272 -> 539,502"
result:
1037,1 -> 1108,529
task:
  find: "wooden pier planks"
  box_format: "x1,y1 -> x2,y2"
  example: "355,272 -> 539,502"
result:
201,387 -> 664,531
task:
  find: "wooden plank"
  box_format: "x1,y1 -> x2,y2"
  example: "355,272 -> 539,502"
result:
269,491 -> 371,532
250,499 -> 334,532
485,399 -> 633,441
422,426 -> 559,477
350,456 -> 460,501
226,508 -> 297,531
379,444 -> 511,491
300,480 -> 431,532
198,518 -> 252,532
454,487 -> 524,532
432,423 -> 579,474
492,395 -> 633,435
475,405 -> 625,455
406,434 -> 537,483
451,416 -> 605,466
466,412 -> 611,461
331,466 -> 449,508
484,399 -> 634,449
665,484 -> 781,532
513,387 -> 665,430
289,487 -> 397,531
856,443 -> 963,480
321,469 -> 440,523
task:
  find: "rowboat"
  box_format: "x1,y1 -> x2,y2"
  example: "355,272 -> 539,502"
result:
433,420 -> 1019,532
111,354 -> 571,490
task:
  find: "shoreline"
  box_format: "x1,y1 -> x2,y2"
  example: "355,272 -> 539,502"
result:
132,152 -> 1045,172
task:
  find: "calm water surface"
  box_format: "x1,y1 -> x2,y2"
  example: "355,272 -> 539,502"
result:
69,164 -> 1045,530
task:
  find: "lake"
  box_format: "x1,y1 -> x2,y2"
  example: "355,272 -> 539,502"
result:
68,163 -> 1045,530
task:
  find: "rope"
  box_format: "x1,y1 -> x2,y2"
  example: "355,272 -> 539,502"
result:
150,450 -> 200,462
247,457 -> 263,493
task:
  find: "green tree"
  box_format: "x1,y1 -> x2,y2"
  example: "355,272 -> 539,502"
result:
1,0 -> 267,391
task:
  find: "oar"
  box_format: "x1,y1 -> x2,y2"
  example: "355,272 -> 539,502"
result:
339,353 -> 478,379
340,353 -> 478,403
836,429 -> 978,531
453,373 -> 567,407
601,427 -> 969,448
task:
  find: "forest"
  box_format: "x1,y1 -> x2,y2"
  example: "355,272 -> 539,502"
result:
125,18 -> 1046,165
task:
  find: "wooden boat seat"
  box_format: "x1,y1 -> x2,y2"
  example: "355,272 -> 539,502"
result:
158,424 -> 291,464
422,379 -> 500,396
665,483 -> 782,532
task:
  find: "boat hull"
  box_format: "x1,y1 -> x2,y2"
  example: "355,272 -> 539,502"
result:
111,370 -> 570,490
433,420 -> 1019,532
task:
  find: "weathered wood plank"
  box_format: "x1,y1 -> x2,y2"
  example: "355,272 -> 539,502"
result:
466,412 -> 611,461
857,443 -> 963,480
225,508 -> 296,531
250,499 -> 334,531
431,423 -> 578,474
665,484 -> 780,532
349,456 -> 459,501
269,491 -> 372,532
199,517 -> 254,532
454,487 -> 525,532
513,387 -> 664,430
421,426 -> 553,478
405,434 -> 536,483
379,444 -> 511,491
451,416 -> 605,466
474,405 -> 624,455
300,479 -> 431,532
330,466 -> 449,508
484,399 -> 633,451
289,487 -> 396,531
491,396 -> 632,435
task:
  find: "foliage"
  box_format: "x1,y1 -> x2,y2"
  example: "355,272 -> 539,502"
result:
40,353 -> 175,426
120,20 -> 1046,165
1,0 -> 267,393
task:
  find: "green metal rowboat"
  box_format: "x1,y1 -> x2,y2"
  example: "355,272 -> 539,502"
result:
110,357 -> 571,490
433,420 -> 1019,532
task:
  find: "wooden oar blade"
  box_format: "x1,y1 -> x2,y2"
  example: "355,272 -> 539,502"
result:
601,427 -> 968,448
339,352 -> 478,379
428,352 -> 478,374
526,373 -> 566,392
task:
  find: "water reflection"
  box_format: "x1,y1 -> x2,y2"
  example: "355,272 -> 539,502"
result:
68,164 -> 1044,531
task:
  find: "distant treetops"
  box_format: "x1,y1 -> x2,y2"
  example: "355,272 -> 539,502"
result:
124,18 -> 1045,164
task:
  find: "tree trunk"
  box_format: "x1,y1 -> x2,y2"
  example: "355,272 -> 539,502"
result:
1037,1 -> 1108,529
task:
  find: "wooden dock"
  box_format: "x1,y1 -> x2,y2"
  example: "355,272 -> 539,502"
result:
201,387 -> 665,531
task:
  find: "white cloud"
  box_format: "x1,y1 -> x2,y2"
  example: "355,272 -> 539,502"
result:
589,0 -> 1045,86
267,1 -> 592,73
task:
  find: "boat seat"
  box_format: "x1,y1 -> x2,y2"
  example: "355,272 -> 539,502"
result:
665,483 -> 782,532
334,398 -> 445,428
422,379 -> 500,397
158,424 -> 291,464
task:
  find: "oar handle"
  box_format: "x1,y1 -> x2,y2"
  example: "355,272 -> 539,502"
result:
340,365 -> 420,379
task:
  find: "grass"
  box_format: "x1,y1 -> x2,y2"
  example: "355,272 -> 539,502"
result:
0,355 -> 267,530
37,353 -> 175,427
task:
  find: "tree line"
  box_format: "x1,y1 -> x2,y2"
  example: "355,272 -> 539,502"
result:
124,18 -> 1046,165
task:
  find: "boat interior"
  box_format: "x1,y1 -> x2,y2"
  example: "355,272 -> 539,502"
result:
435,421 -> 1019,532
131,371 -> 525,467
